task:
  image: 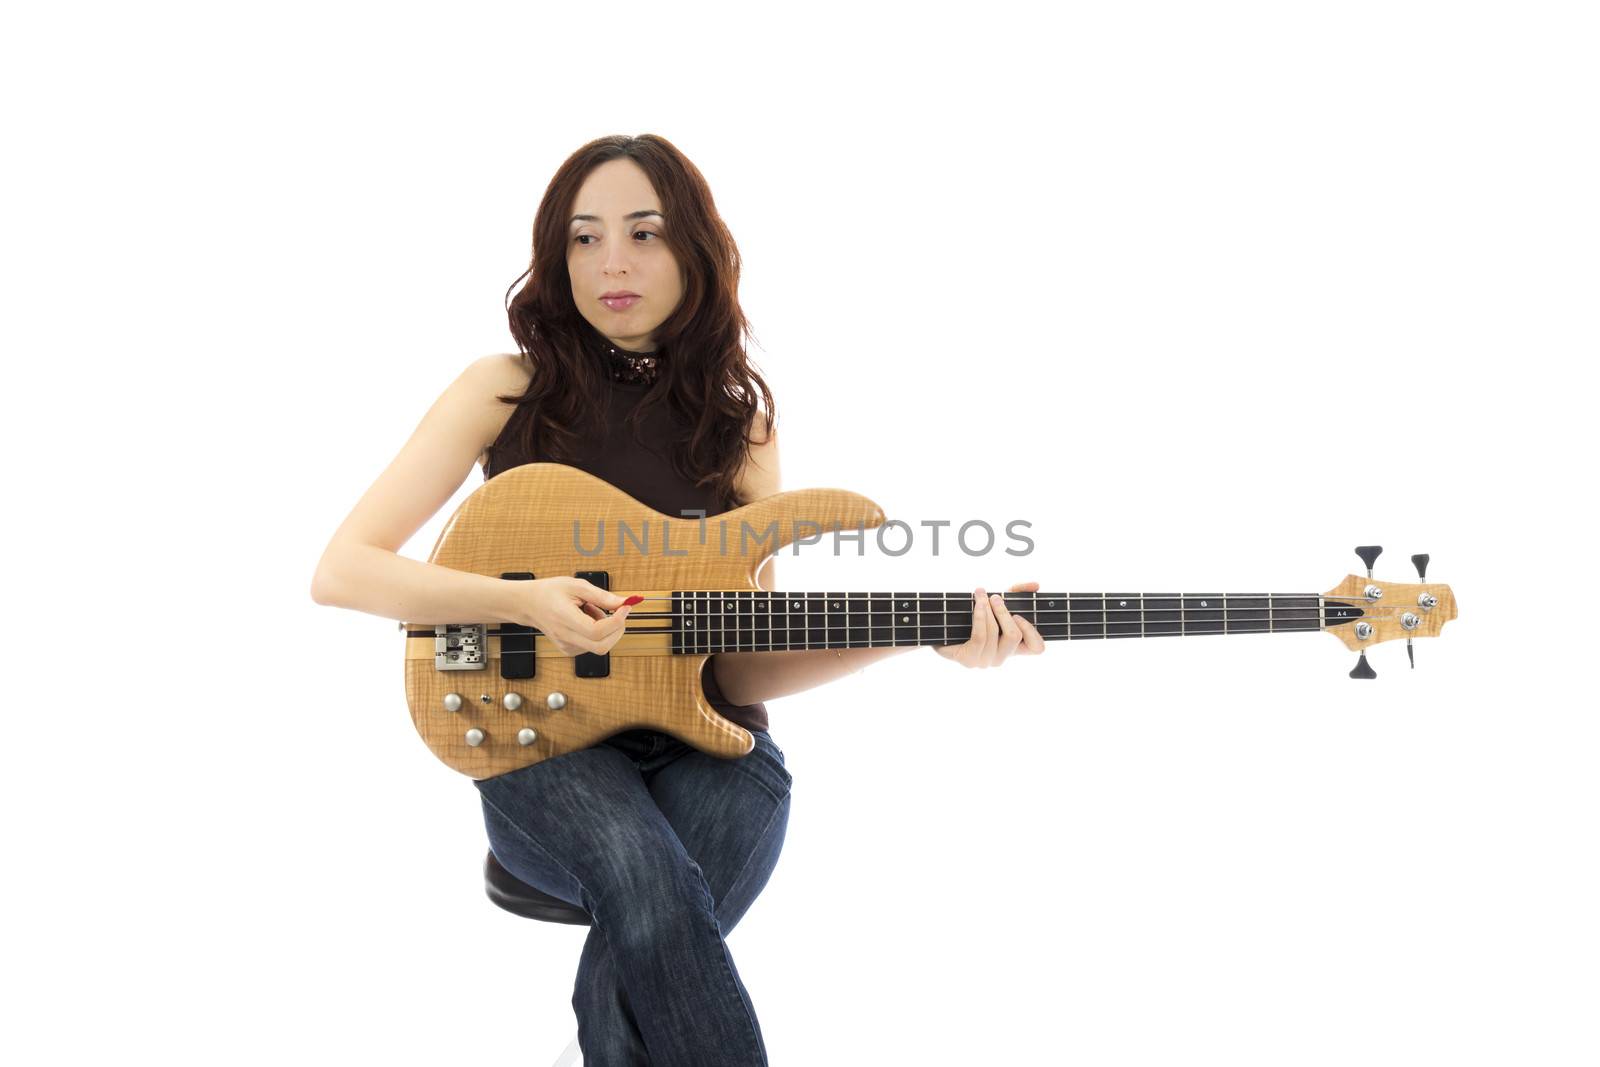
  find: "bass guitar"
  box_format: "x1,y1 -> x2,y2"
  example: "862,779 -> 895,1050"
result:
400,462 -> 1458,779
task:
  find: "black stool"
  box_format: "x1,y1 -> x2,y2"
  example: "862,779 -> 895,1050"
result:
484,850 -> 593,926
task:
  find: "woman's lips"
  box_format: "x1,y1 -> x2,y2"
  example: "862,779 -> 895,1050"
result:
601,295 -> 640,311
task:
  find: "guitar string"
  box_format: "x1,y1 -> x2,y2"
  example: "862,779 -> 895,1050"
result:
427,597 -> 1386,641
570,598 -> 1354,617
477,608 -> 1342,633
500,628 -> 1331,654
485,617 -> 1338,640
450,604 -> 1371,639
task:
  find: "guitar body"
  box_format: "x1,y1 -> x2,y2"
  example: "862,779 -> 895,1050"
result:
402,462 -> 886,779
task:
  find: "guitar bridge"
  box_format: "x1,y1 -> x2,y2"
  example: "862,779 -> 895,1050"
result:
435,624 -> 487,670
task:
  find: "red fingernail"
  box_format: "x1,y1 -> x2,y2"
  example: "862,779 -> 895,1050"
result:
623,595 -> 644,606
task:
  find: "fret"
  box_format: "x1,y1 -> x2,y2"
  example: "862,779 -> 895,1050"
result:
825,593 -> 848,651
1071,594 -> 1107,640
790,594 -> 803,651
683,591 -> 692,654
700,590 -> 710,653
806,592 -> 828,650
1226,595 -> 1269,635
935,592 -> 957,645
713,591 -> 725,652
755,591 -> 771,652
848,593 -> 870,649
1035,593 -> 1068,641
774,594 -> 793,651
1183,594 -> 1224,634
1271,595 -> 1322,633
684,590 -> 693,653
879,592 -> 899,646
704,591 -> 713,654
1145,595 -> 1181,636
671,591 -> 681,654
893,594 -> 918,646
1105,593 -> 1141,639
918,593 -> 946,646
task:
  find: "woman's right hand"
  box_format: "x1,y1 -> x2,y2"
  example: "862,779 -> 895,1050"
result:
512,576 -> 637,656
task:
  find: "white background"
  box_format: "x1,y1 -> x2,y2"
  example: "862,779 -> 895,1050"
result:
4,1 -> 1596,1064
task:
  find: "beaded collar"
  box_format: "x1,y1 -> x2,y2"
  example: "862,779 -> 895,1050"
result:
597,341 -> 663,386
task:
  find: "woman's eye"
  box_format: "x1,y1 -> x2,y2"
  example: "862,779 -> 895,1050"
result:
573,231 -> 659,246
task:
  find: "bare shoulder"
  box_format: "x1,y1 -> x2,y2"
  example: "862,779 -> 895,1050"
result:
472,352 -> 533,399
468,353 -> 533,470
735,413 -> 781,503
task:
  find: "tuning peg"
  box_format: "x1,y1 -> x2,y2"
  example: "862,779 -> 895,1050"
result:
1411,553 -> 1430,580
1349,651 -> 1377,679
1406,638 -> 1416,669
1355,545 -> 1383,577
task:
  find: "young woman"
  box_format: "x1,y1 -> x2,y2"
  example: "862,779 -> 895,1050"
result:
310,133 -> 1044,1066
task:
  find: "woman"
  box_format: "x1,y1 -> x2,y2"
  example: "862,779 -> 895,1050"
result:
310,133 -> 1044,1066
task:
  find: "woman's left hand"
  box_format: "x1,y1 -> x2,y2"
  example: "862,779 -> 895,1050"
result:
932,581 -> 1046,668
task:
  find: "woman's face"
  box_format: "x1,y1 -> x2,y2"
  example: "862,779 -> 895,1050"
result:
567,157 -> 684,353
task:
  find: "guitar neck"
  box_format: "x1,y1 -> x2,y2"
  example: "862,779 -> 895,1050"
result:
670,591 -> 1361,654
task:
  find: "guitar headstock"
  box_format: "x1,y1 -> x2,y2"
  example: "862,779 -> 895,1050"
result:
1322,546 -> 1458,677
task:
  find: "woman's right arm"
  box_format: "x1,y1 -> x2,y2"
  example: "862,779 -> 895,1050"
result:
308,355 -> 633,653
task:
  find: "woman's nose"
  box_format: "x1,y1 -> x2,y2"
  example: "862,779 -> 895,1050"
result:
603,242 -> 634,275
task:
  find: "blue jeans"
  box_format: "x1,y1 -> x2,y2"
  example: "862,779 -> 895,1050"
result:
474,726 -> 793,1066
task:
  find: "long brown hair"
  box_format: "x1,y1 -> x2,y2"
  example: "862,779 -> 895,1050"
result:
488,133 -> 776,511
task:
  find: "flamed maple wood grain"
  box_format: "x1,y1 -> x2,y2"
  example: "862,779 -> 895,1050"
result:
1320,574 -> 1460,651
402,462 -> 887,780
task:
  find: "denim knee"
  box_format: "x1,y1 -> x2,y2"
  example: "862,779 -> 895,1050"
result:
592,859 -> 718,952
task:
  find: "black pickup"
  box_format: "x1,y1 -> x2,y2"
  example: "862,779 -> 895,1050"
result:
574,570 -> 611,678
499,571 -> 537,679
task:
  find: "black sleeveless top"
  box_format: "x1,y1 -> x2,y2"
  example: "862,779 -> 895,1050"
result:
481,357 -> 771,734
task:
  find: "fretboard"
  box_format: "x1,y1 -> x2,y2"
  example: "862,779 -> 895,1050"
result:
670,592 -> 1364,654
